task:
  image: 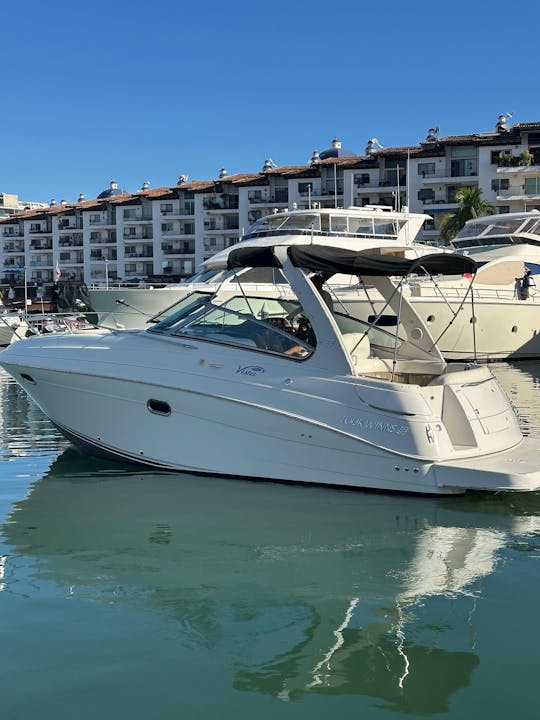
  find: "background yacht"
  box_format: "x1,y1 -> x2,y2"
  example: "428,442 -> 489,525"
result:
86,205 -> 436,330
384,210 -> 540,360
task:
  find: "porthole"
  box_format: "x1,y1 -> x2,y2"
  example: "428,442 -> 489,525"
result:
511,326 -> 518,333
426,315 -> 435,324
20,373 -> 36,385
470,316 -> 477,325
147,399 -> 171,416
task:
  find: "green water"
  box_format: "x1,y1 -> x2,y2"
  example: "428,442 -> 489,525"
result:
0,364 -> 540,719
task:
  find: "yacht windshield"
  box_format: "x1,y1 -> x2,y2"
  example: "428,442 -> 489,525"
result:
148,291 -> 215,329
148,293 -> 315,359
182,268 -> 227,283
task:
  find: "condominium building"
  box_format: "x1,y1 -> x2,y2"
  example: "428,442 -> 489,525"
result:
0,193 -> 48,218
1,116 -> 540,285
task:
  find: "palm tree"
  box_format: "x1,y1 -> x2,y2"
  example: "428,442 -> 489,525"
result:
439,187 -> 495,243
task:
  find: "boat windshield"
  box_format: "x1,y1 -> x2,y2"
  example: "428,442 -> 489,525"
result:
149,293 -> 315,359
454,218 -> 538,248
147,291 -> 215,328
182,268 -> 231,284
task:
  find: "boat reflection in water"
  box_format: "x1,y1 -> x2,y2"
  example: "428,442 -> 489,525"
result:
3,442 -> 540,715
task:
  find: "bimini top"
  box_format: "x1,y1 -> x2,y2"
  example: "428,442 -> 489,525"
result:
227,245 -> 477,277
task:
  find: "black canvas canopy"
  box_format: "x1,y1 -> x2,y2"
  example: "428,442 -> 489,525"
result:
227,244 -> 477,277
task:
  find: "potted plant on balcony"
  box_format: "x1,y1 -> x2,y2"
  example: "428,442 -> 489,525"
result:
519,150 -> 533,166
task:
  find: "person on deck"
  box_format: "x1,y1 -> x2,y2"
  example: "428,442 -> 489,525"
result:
520,269 -> 536,300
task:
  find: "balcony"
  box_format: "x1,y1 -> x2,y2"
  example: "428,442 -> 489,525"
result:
497,191 -> 540,201
124,251 -> 154,259
30,242 -> 53,251
3,243 -> 24,253
497,164 -> 540,175
421,174 -> 478,185
161,245 -> 195,255
29,227 -> 51,234
89,217 -> 115,227
59,239 -> 83,247
123,233 -> 153,241
123,214 -> 153,223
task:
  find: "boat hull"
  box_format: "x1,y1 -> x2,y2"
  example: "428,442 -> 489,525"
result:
2,333 -> 540,495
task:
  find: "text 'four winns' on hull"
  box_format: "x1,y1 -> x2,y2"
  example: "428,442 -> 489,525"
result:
2,242 -> 540,495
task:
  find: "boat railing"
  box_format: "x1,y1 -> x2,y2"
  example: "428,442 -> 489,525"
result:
409,285 -> 539,302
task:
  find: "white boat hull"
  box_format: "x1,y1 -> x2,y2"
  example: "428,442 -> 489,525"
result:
3,332 -> 540,495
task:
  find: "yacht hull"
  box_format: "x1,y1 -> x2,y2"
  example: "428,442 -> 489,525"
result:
3,333 -> 540,495
341,295 -> 540,361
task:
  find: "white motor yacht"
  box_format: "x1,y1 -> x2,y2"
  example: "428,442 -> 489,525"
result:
347,210 -> 540,360
86,205 -> 436,330
2,243 -> 540,495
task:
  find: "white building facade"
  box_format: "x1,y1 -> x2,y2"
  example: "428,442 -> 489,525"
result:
2,118 -> 540,286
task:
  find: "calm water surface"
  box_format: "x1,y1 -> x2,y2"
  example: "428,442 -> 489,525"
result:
1,363 -> 540,719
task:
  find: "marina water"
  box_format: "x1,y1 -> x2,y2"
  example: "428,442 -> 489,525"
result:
0,364 -> 539,719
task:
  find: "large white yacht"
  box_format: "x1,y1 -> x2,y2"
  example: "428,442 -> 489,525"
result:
86,205 -> 436,330
2,242 -> 540,494
378,210 -> 540,360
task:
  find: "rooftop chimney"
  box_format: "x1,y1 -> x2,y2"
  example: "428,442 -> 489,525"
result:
219,167 -> 227,178
310,150 -> 320,165
141,181 -> 150,191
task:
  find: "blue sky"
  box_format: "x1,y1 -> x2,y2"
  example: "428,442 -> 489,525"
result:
2,0 -> 539,203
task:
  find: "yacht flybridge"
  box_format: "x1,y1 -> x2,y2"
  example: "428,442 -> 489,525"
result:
3,243 -> 540,495
87,205 -> 436,330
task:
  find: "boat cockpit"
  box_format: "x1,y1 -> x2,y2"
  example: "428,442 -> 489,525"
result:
146,245 -> 478,387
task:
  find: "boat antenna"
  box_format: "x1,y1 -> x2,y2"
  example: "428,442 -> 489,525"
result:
396,164 -> 401,212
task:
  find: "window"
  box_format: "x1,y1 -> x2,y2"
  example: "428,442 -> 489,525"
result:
491,179 -> 510,192
298,182 -> 313,195
354,173 -> 370,186
418,189 -> 435,202
90,231 -> 101,241
160,203 -> 173,214
417,162 -> 436,177
161,223 -> 174,233
89,214 -> 101,223
123,209 -> 136,219
525,178 -> 540,195
152,293 -> 313,359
